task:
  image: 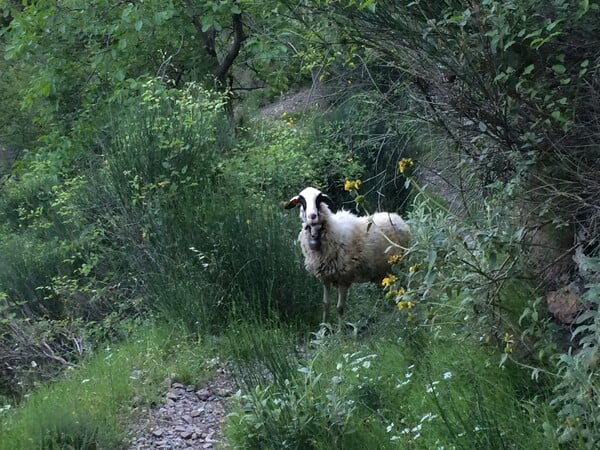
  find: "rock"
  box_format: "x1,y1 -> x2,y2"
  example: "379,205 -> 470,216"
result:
181,429 -> 194,439
547,285 -> 585,324
215,387 -> 233,397
191,408 -> 204,417
151,429 -> 163,437
196,388 -> 211,400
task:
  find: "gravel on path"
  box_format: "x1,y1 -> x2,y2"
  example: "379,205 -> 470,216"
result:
128,365 -> 236,450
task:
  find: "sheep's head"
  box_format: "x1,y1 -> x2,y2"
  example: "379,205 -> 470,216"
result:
284,187 -> 337,251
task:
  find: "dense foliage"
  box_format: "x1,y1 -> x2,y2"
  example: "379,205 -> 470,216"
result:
1,0 -> 599,448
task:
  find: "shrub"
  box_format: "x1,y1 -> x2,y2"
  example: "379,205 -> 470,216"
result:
551,259 -> 600,448
227,115 -> 364,203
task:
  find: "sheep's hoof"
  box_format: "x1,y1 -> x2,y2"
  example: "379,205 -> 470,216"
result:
309,236 -> 321,250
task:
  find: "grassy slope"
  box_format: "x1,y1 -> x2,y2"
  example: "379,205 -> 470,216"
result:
0,324 -> 213,450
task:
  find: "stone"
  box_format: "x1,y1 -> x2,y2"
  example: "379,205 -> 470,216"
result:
191,407 -> 204,417
181,429 -> 194,439
547,286 -> 584,324
196,388 -> 211,400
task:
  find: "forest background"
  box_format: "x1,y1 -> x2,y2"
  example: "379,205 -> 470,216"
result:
0,1 -> 599,448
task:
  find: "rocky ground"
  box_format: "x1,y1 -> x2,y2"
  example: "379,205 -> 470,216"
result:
128,365 -> 236,450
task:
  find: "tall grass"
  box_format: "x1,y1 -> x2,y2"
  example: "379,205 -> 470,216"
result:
225,322 -> 560,449
98,81 -> 324,333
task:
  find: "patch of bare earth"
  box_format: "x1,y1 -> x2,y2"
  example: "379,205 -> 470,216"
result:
258,86 -> 330,119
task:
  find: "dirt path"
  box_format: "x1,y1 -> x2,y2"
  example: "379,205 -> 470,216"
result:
128,367 -> 236,449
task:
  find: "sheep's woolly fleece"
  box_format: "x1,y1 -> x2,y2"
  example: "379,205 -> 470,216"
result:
286,187 -> 410,322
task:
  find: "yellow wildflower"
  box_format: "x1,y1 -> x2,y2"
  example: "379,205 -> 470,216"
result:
388,254 -> 402,265
398,158 -> 414,174
386,286 -> 406,300
503,333 -> 515,354
344,179 -> 362,192
381,274 -> 397,288
408,264 -> 421,273
396,300 -> 413,311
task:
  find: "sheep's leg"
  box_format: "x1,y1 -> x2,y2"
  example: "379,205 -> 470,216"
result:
322,282 -> 331,324
336,285 -> 348,331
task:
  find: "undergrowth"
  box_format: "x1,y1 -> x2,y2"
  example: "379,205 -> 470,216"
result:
0,323 -> 213,450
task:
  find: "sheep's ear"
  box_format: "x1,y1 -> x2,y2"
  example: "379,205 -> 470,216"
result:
317,193 -> 337,213
284,195 -> 301,209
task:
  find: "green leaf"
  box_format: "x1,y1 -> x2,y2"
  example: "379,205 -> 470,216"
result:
135,19 -> 143,31
522,64 -> 534,75
546,19 -> 564,32
427,250 -> 437,270
577,0 -> 589,19
552,64 -> 566,74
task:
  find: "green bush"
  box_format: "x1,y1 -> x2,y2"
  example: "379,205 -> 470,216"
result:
551,260 -> 600,448
227,115 -> 364,203
96,80 -> 325,332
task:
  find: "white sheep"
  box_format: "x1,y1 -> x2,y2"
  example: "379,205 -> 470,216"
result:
285,186 -> 410,327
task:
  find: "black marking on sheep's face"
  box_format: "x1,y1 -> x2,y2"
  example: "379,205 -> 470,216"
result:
286,189 -> 336,250
316,193 -> 337,214
286,188 -> 336,228
303,193 -> 336,226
